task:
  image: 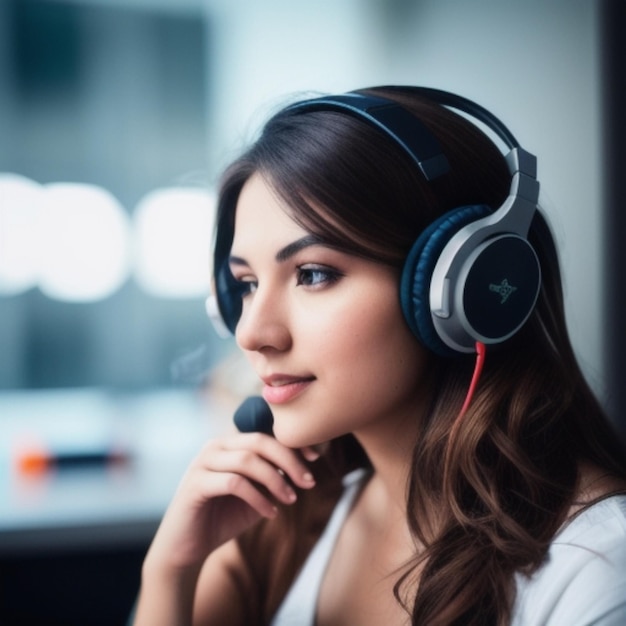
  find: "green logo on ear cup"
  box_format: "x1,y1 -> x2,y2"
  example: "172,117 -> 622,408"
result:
489,279 -> 517,304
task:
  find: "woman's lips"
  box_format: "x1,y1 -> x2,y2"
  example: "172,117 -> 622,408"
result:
261,376 -> 315,405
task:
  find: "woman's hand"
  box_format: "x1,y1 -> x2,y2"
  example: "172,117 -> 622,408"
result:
146,432 -> 318,573
134,432 -> 318,625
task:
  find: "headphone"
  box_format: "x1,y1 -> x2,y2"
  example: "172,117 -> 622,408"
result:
208,87 -> 542,356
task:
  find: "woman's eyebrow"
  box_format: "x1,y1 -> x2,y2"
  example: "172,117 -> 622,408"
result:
275,234 -> 326,262
229,234 -> 327,267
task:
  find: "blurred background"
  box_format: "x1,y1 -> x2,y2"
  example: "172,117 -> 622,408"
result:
0,0 -> 624,623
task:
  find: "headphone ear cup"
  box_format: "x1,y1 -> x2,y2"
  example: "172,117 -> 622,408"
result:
400,204 -> 492,355
215,262 -> 243,335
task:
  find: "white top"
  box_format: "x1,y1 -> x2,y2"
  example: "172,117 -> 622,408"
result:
271,470 -> 626,626
271,469 -> 367,626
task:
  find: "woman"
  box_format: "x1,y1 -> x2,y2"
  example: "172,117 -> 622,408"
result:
134,86 -> 626,625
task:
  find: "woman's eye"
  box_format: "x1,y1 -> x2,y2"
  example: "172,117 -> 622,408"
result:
296,265 -> 342,288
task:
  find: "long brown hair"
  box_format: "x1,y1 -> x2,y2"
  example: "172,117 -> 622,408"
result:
215,86 -> 626,625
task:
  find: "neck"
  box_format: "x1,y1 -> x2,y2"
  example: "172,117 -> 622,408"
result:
352,401 -> 426,520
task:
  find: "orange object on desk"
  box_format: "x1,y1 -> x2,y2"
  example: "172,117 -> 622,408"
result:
15,445 -> 130,475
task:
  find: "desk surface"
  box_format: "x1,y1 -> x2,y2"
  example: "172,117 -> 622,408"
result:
0,387 -> 234,554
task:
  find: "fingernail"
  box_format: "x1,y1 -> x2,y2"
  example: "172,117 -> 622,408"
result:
302,449 -> 320,461
303,472 -> 315,484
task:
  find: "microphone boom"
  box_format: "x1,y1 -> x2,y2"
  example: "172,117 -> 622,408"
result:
234,396 -> 274,435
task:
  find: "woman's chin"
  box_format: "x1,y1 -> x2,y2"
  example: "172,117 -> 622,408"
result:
272,421 -> 326,451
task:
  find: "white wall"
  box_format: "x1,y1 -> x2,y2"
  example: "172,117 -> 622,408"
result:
203,0 -> 386,173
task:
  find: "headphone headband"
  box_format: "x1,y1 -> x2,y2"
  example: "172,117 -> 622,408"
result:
284,90 -> 539,233
284,93 -> 450,181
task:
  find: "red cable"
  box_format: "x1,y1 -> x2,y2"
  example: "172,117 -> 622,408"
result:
443,341 -> 487,484
459,341 -> 486,418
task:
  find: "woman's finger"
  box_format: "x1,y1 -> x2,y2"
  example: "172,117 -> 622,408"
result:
198,447 -> 301,506
208,432 -> 317,490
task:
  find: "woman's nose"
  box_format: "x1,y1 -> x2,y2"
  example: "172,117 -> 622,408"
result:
235,287 -> 292,353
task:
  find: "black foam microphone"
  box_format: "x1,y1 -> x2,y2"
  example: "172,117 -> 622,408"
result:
234,396 -> 274,435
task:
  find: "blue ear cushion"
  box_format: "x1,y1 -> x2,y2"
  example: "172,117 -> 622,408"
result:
216,262 -> 244,334
400,204 -> 493,355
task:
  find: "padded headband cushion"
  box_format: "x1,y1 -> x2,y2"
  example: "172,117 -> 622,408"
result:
400,203 -> 492,356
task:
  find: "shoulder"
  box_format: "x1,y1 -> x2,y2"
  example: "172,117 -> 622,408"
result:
513,495 -> 626,626
193,539 -> 255,626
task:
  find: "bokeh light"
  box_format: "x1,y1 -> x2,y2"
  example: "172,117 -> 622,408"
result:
133,187 -> 216,298
37,182 -> 132,302
0,173 -> 44,295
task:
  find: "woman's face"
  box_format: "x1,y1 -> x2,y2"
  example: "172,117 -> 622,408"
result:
229,173 -> 430,449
